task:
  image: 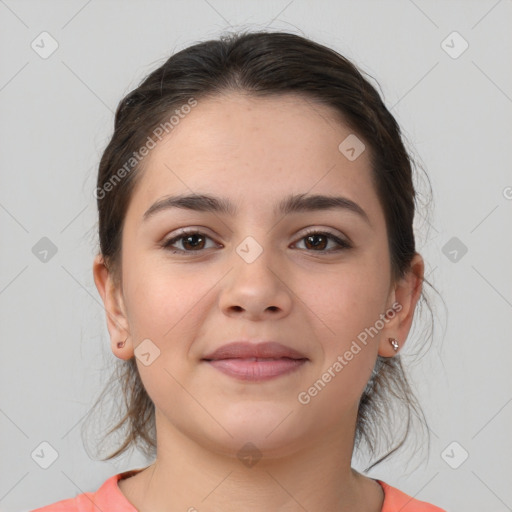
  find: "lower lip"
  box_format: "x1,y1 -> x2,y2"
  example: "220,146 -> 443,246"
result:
204,358 -> 307,381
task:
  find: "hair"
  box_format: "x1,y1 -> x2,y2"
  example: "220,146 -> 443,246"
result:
83,29 -> 442,472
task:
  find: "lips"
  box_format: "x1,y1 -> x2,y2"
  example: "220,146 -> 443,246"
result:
202,341 -> 307,361
202,341 -> 308,381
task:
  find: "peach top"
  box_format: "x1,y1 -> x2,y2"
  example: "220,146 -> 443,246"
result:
32,468 -> 447,511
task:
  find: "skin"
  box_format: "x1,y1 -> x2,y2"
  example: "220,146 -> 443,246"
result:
93,92 -> 424,512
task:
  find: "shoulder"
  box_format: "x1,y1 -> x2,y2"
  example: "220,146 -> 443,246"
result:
377,480 -> 447,512
30,470 -> 141,512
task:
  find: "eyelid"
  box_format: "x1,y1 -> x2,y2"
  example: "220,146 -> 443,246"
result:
164,226 -> 349,242
299,226 -> 349,241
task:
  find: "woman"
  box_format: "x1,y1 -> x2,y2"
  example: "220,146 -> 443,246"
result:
33,30 -> 445,511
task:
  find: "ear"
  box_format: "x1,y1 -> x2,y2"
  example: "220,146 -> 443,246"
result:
92,253 -> 133,359
378,252 -> 424,357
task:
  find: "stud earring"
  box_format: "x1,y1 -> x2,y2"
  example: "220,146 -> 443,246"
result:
117,337 -> 127,349
389,337 -> 399,352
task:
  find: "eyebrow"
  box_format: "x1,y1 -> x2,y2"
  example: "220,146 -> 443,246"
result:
142,193 -> 371,225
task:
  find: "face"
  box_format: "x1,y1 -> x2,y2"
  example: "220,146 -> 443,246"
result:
94,92 -> 422,459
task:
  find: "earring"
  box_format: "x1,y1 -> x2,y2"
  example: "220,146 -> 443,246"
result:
389,337 -> 399,352
117,337 -> 127,349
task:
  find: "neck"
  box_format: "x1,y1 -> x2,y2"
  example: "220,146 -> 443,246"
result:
122,411 -> 384,512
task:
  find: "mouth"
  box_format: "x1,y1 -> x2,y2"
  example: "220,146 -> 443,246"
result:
201,341 -> 308,381
203,357 -> 308,381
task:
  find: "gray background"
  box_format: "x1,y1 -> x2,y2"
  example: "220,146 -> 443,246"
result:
1,1 -> 511,511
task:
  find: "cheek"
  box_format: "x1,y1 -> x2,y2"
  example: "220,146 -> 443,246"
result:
298,256 -> 389,393
123,255 -> 218,347
296,270 -> 386,410
302,262 -> 389,336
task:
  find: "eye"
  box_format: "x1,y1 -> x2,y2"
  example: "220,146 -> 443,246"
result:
293,229 -> 352,253
161,228 -> 352,255
161,229 -> 219,253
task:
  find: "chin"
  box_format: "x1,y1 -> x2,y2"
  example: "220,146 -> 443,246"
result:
204,404 -> 308,456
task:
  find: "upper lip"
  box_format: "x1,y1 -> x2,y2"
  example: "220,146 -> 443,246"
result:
202,341 -> 308,360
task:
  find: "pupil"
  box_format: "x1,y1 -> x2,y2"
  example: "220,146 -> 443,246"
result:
306,234 -> 326,250
184,234 -> 204,250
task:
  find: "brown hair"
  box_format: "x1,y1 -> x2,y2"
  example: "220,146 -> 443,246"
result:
83,30 -> 441,472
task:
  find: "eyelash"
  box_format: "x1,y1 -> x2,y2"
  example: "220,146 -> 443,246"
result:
161,228 -> 352,255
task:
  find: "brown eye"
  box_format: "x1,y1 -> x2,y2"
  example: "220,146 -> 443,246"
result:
294,231 -> 352,253
162,230 -> 216,253
180,233 -> 206,250
304,233 -> 328,250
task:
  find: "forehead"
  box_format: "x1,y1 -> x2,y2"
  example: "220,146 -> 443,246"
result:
127,92 -> 382,224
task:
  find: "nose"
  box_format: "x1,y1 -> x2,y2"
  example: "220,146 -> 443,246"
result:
218,243 -> 293,321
